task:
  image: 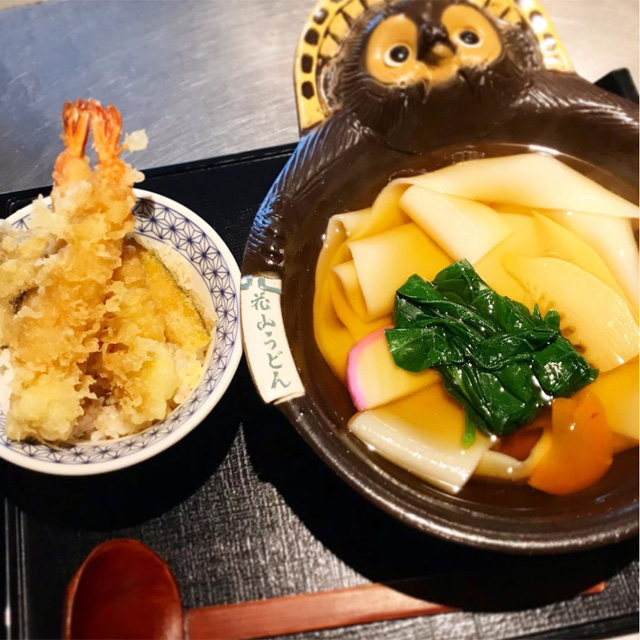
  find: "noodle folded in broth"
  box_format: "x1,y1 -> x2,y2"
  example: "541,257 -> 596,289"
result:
313,153 -> 639,495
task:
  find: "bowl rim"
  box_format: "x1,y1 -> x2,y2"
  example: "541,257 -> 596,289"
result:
0,188 -> 242,476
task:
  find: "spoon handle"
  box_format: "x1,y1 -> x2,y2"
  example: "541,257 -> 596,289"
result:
185,580 -> 605,640
186,580 -> 451,640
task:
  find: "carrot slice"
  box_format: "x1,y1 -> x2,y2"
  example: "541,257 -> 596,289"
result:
495,412 -> 549,461
496,428 -> 543,461
528,392 -> 613,496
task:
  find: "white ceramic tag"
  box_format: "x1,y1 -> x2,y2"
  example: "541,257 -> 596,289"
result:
241,275 -> 305,404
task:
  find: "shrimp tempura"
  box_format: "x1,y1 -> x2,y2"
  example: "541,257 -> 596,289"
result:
0,100 -> 140,442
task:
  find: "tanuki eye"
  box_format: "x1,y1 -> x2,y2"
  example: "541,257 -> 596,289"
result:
384,44 -> 411,66
458,29 -> 481,46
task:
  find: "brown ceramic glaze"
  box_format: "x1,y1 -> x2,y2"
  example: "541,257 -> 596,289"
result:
242,0 -> 639,552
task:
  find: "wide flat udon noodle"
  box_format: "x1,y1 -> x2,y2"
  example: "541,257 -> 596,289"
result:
315,160 -> 639,492
320,155 -> 638,337
316,182 -> 493,491
483,203 -> 638,316
314,210 -> 371,379
531,212 -> 631,303
474,213 -> 537,301
400,186 -> 512,264
347,223 -> 451,319
349,384 -> 492,494
543,209 -> 639,310
475,439 -> 550,482
325,178 -> 635,335
314,182 -> 415,377
314,274 -> 353,380
333,203 -> 501,488
332,260 -> 370,322
349,183 -> 409,241
329,270 -> 390,343
475,209 -> 635,312
313,194 -> 416,378
406,153 -> 639,219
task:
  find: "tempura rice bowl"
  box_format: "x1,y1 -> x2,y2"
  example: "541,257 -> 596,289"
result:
0,190 -> 242,475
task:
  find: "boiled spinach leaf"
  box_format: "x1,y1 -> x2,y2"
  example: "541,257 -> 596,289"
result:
385,260 -> 597,439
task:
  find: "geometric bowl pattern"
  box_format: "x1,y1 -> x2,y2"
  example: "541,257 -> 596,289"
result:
0,189 -> 241,474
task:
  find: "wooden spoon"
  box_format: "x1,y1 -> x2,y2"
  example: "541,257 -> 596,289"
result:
63,539 -> 457,640
63,539 -> 183,640
63,539 -> 606,640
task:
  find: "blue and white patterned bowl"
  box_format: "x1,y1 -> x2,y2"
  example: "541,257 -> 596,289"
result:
0,189 -> 242,475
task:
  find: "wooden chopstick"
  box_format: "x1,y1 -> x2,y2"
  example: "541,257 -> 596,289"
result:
185,580 -> 605,640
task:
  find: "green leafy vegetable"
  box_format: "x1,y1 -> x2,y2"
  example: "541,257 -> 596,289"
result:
462,411 -> 477,448
385,260 -> 598,440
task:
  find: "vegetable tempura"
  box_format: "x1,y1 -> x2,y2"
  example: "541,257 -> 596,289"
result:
0,100 -> 213,443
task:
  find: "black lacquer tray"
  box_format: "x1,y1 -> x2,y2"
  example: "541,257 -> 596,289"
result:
0,72 -> 638,640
